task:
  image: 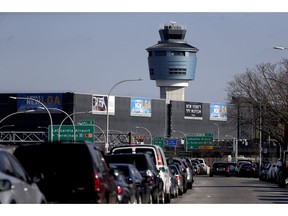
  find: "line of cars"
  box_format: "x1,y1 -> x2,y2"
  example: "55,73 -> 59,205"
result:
0,142 -> 195,204
209,159 -> 258,177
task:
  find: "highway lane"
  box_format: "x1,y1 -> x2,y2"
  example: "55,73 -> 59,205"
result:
171,175 -> 288,204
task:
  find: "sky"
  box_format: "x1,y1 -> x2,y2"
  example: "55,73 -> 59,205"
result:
1,2 -> 288,105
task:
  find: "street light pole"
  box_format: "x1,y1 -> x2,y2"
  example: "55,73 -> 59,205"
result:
136,126 -> 152,144
0,125 -> 14,130
9,96 -> 54,142
225,135 -> 237,162
106,78 -> 143,153
39,107 -> 76,142
273,46 -> 288,50
173,130 -> 187,151
213,123 -> 220,141
58,111 -> 92,142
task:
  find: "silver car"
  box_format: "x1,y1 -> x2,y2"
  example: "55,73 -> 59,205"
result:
0,147 -> 46,203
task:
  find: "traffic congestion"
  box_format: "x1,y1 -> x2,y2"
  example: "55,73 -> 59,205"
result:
1,140 -> 286,204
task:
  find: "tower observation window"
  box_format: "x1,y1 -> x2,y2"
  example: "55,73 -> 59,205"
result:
168,34 -> 182,39
155,51 -> 166,56
171,51 -> 185,56
169,68 -> 187,75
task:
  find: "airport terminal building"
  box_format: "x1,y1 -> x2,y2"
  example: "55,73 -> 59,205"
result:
0,92 -> 238,154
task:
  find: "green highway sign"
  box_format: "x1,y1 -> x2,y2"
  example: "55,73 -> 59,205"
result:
186,133 -> 214,149
48,125 -> 94,142
153,136 -> 164,148
79,120 -> 94,125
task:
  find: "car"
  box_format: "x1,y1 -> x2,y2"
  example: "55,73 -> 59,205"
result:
168,158 -> 188,193
13,141 -> 118,203
109,144 -> 171,203
236,163 -> 256,177
109,165 -> 137,204
167,166 -> 178,199
108,163 -> 152,204
194,158 -> 208,174
0,147 -> 46,203
227,162 -> 237,176
104,153 -> 163,204
168,164 -> 184,196
209,162 -> 230,177
267,163 -> 277,182
191,161 -> 201,175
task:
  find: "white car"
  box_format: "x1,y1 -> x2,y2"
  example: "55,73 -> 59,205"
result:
0,147 -> 46,204
194,158 -> 208,174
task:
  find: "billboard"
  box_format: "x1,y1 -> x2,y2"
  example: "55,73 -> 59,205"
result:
16,93 -> 62,112
209,103 -> 227,121
184,102 -> 203,120
92,94 -> 115,115
130,97 -> 152,117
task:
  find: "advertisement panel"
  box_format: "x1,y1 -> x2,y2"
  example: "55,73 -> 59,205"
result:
16,93 -> 62,112
130,97 -> 151,117
184,102 -> 203,120
92,94 -> 115,115
209,103 -> 227,121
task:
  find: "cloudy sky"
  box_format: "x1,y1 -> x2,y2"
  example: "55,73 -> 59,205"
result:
1,1 -> 287,104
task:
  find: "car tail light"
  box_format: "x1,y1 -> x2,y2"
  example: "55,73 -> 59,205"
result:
175,175 -> 181,180
157,154 -> 163,166
226,166 -> 230,172
93,173 -> 101,192
146,169 -> 154,185
117,186 -> 123,195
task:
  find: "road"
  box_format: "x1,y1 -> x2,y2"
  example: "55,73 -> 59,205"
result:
171,175 -> 288,204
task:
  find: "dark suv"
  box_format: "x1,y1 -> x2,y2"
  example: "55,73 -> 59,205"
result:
104,153 -> 163,204
13,142 -> 118,203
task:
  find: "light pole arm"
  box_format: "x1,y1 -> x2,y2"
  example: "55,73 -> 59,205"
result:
106,78 -> 144,153
136,126 -> 152,144
10,96 -> 53,142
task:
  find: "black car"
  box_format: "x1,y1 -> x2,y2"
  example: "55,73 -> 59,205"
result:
104,153 -> 163,204
227,162 -> 237,176
108,163 -> 152,204
109,165 -> 137,204
168,158 -> 188,193
13,141 -> 118,203
236,163 -> 256,177
209,162 -> 230,177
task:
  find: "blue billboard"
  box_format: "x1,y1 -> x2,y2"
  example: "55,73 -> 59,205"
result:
130,97 -> 152,117
16,93 -> 62,112
209,103 -> 227,121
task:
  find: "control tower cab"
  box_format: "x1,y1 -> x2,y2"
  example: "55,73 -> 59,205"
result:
146,21 -> 198,102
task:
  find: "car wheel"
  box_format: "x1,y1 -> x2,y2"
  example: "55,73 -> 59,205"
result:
137,196 -> 142,204
148,194 -> 153,204
159,190 -> 165,204
165,192 -> 171,203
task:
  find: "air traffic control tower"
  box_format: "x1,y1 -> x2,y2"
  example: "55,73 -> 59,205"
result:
146,21 -> 198,103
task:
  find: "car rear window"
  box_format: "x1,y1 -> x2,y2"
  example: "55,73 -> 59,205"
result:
14,144 -> 95,201
213,163 -> 227,168
105,154 -> 149,171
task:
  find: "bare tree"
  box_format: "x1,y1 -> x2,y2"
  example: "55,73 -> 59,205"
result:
226,58 -> 288,149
